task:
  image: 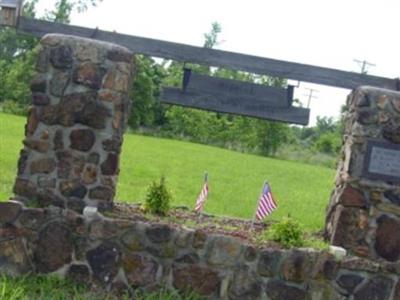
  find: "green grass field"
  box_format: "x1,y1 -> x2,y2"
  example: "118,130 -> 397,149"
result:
0,113 -> 336,230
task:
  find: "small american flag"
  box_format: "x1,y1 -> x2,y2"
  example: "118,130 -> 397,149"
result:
256,183 -> 277,220
195,175 -> 209,212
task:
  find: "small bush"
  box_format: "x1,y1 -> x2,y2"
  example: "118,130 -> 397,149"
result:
145,176 -> 171,215
0,100 -> 28,116
266,217 -> 304,248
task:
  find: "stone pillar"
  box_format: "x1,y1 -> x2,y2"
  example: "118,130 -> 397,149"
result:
13,34 -> 134,212
325,86 -> 400,262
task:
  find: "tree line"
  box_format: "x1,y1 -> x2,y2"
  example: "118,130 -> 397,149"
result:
0,0 -> 343,166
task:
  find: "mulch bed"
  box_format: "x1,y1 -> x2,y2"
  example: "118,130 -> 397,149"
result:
106,202 -> 284,248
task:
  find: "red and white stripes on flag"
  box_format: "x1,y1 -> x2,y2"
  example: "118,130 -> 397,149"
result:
195,182 -> 209,212
256,183 -> 277,220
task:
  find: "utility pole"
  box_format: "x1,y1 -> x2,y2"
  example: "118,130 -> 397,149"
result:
354,59 -> 376,74
303,88 -> 319,108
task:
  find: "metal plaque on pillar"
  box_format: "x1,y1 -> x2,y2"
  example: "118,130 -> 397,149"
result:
161,69 -> 310,125
362,139 -> 400,184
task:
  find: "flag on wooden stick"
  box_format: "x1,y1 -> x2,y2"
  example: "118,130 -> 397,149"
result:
195,173 -> 209,213
255,182 -> 277,220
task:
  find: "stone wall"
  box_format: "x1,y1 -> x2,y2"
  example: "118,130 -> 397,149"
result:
0,201 -> 399,300
13,34 -> 134,212
325,87 -> 400,262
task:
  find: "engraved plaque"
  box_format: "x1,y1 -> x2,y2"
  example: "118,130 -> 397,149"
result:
363,140 -> 400,183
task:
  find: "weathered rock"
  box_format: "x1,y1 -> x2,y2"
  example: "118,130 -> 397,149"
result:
383,123 -> 400,144
89,186 -> 114,201
122,253 -> 157,288
280,250 -> 315,282
101,153 -> 119,176
329,205 -> 368,248
207,236 -> 243,266
336,273 -> 364,294
0,238 -> 32,275
26,107 -> 39,136
82,165 -> 97,184
67,264 -> 91,283
53,129 -> 64,151
266,279 -> 306,300
32,93 -> 50,106
228,267 -> 262,300
102,137 -> 122,153
98,90 -> 123,104
89,219 -> 119,239
18,208 -> 46,230
392,98 -> 400,113
37,175 -> 56,188
50,45 -> 73,69
356,111 -> 377,125
258,249 -> 282,277
0,201 -> 23,224
86,242 -> 121,284
73,62 -> 106,89
394,281 -> 400,300
50,70 -> 69,96
244,245 -> 257,262
36,48 -> 49,72
66,197 -> 85,213
384,190 -> 400,206
192,229 -> 207,249
87,152 -> 100,165
103,68 -> 130,92
80,100 -> 110,129
341,257 -> 380,273
69,129 -> 95,152
13,178 -> 36,198
354,276 -> 393,300
145,224 -> 172,243
39,105 -> 59,125
23,138 -> 49,153
375,215 -> 400,261
121,228 -> 145,252
34,222 -> 73,273
107,49 -> 132,63
339,185 -> 367,208
30,158 -> 56,174
60,180 -> 87,199
173,264 -> 220,296
311,252 -> 339,280
17,150 -> 28,175
56,151 -> 85,179
31,75 -> 47,93
174,253 -> 199,264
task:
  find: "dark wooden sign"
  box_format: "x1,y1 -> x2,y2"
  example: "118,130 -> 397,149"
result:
362,140 -> 400,183
182,71 -> 293,108
161,87 -> 310,125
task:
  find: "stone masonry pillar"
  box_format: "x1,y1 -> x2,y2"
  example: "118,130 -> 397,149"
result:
13,34 -> 134,212
325,86 -> 400,262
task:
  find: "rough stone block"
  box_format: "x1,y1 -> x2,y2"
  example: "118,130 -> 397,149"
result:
13,34 -> 134,211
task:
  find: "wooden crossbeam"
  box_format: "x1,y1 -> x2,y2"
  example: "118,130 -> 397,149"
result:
9,16 -> 398,91
161,87 -> 310,125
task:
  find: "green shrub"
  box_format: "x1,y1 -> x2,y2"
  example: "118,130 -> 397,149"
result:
0,100 -> 28,116
266,217 -> 304,248
145,176 -> 171,215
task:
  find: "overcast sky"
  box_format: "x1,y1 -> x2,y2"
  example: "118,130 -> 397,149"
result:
38,0 -> 400,125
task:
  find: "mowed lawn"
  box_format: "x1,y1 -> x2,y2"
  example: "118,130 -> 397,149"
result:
0,113 -> 336,230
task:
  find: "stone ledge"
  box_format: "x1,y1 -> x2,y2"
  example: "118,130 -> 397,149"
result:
0,201 -> 398,300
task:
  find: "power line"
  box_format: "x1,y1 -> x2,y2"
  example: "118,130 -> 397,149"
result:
354,59 -> 376,74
